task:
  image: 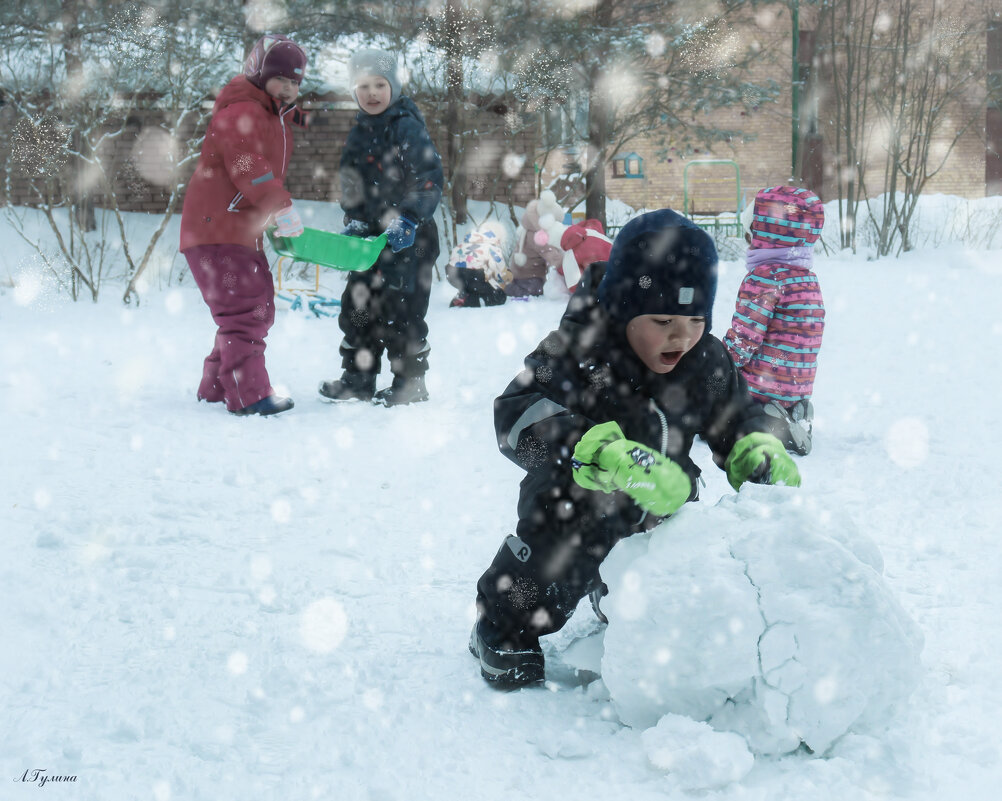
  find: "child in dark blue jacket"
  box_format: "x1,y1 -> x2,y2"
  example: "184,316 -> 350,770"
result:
469,209 -> 802,688
319,49 -> 444,406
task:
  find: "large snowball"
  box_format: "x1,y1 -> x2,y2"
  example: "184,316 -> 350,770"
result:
599,488 -> 924,756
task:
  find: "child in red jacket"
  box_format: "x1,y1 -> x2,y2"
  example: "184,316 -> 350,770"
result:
179,34 -> 308,416
558,219 -> 613,292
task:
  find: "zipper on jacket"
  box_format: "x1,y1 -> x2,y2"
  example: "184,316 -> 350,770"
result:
648,399 -> 704,493
227,105 -> 295,213
634,400 -> 671,529
650,399 -> 669,456
279,105 -> 295,175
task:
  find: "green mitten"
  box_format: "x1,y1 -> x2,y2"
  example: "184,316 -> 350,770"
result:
725,432 -> 802,491
572,421 -> 625,492
598,438 -> 693,517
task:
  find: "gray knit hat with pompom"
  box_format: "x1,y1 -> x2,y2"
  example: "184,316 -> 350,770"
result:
348,49 -> 402,106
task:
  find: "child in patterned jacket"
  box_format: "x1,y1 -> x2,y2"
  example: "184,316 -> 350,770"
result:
446,225 -> 512,307
723,185 -> 825,455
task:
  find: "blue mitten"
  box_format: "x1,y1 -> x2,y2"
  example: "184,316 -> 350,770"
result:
385,215 -> 418,252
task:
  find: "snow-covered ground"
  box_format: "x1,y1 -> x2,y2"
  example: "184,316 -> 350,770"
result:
2,200 -> 1001,800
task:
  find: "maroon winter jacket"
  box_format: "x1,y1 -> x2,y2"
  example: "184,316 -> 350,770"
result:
180,75 -> 302,252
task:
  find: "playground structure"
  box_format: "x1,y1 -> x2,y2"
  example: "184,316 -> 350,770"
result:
682,159 -> 744,239
273,254 -> 340,317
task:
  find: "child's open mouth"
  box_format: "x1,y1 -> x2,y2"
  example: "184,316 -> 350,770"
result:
659,350 -> 683,367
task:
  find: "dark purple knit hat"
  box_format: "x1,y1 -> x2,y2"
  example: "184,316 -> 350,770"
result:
244,35 -> 307,89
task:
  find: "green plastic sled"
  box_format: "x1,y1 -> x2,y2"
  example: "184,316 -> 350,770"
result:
267,227 -> 387,272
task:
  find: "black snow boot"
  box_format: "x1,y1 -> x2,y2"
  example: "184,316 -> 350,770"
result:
231,394 -> 295,416
463,270 -> 508,307
374,375 -> 428,407
468,617 -> 544,689
788,399 -> 814,456
318,371 -> 376,402
449,292 -> 478,308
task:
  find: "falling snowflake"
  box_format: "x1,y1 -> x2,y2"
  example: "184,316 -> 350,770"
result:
679,19 -> 741,80
299,598 -> 349,653
227,652 -> 248,675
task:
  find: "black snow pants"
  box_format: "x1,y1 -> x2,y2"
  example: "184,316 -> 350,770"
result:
475,471 -> 658,638
338,222 -> 438,381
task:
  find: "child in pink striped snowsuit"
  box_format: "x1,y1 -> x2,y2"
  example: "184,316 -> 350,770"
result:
723,185 -> 825,455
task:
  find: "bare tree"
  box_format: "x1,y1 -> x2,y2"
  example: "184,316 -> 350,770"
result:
811,0 -> 879,249
294,0 -> 774,229
0,1 -> 244,301
814,0 -> 989,254
497,0 -> 780,226
863,0 -> 988,255
419,0 -> 503,228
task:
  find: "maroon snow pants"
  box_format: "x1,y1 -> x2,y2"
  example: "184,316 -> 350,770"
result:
184,243 -> 276,412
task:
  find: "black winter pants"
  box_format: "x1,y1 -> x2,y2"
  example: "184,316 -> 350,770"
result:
460,269 -> 507,306
338,261 -> 433,381
475,473 -> 652,638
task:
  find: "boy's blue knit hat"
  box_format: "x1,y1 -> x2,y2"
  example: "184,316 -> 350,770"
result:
348,48 -> 402,106
598,209 -> 718,330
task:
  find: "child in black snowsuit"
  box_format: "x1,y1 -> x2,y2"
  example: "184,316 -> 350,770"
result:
319,49 -> 443,406
470,209 -> 803,688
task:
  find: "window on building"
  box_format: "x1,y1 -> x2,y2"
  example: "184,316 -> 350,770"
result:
612,152 -> 644,179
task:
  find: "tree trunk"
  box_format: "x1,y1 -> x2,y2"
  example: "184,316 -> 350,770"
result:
446,0 -> 468,225
584,80 -> 608,226
62,0 -> 95,232
584,0 -> 614,227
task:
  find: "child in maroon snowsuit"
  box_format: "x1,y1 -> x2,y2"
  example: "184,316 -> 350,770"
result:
179,34 -> 308,416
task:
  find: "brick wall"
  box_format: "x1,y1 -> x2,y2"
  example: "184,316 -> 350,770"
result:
3,0 -> 990,221
0,98 -> 537,213
0,106 -> 199,213
535,17 -> 803,215
537,0 -> 993,219
285,101 -> 538,208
